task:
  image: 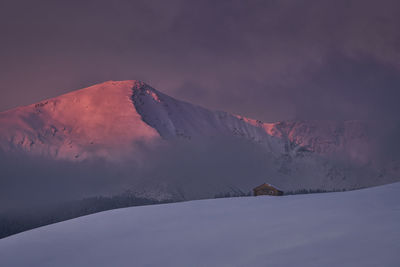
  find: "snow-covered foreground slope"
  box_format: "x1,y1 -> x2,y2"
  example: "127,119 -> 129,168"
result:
1,183 -> 399,267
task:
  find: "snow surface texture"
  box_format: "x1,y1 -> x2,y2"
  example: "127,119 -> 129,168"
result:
0,80 -> 399,194
0,182 -> 399,267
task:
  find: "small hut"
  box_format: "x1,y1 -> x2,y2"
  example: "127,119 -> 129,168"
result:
253,183 -> 283,196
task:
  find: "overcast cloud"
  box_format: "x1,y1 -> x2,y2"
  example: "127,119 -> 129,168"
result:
0,0 -> 399,122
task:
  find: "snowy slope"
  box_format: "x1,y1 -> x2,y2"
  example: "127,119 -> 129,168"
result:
1,182 -> 399,267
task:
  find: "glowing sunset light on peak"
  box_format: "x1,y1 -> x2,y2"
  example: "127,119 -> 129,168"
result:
0,80 -> 162,160
0,80 -> 384,166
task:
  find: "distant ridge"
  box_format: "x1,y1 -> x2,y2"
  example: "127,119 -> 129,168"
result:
0,80 -> 399,191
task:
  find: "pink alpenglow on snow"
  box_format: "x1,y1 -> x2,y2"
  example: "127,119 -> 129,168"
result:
0,80 -> 398,192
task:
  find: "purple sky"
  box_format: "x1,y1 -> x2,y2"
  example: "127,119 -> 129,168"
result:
1,0 -> 399,122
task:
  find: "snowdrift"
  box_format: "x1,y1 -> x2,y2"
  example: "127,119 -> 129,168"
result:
1,182 -> 399,267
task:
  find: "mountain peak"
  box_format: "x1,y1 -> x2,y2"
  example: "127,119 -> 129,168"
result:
96,80 -> 147,88
92,80 -> 162,102
0,80 -> 161,160
67,80 -> 151,95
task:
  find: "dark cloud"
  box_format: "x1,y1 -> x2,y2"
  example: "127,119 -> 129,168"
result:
0,0 -> 400,122
0,137 -> 272,212
1,134 -> 394,213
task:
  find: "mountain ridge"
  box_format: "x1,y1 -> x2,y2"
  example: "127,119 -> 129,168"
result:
0,80 -> 398,193
0,80 -> 376,159
0,80 -> 286,160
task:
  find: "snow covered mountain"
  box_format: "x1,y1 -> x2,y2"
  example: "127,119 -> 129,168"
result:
0,80 -> 368,159
1,182 -> 399,267
0,80 -> 398,193
0,81 -> 160,160
0,80 -> 286,160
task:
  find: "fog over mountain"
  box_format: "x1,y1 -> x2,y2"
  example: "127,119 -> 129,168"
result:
0,80 -> 399,212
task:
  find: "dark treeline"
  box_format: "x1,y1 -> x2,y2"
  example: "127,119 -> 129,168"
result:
0,187 -> 361,239
214,191 -> 252,198
0,192 -> 177,239
214,188 -> 357,198
283,188 -> 348,195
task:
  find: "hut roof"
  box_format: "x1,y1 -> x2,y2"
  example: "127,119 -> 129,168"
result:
253,183 -> 282,191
